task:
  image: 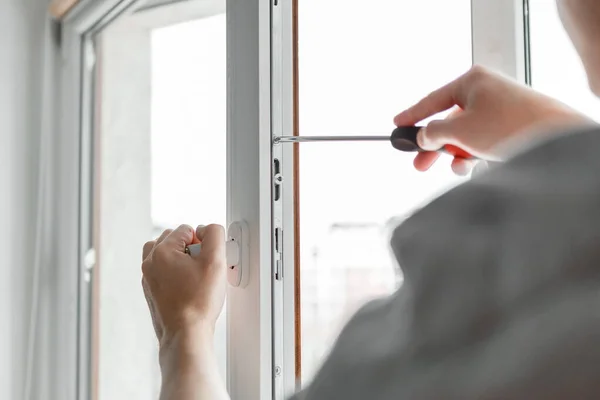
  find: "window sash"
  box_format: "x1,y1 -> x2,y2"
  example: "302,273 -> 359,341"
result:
226,0 -> 275,399
282,0 -> 530,396
271,0 -> 297,397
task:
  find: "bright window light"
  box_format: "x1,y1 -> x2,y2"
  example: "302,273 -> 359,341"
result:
529,0 -> 600,120
151,13 -> 227,377
297,0 -> 472,384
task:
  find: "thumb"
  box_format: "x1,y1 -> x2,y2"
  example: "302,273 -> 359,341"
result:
418,113 -> 470,151
195,224 -> 226,260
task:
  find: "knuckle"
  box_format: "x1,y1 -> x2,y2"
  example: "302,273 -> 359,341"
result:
199,224 -> 226,244
466,65 -> 496,98
141,259 -> 153,275
177,224 -> 194,234
425,120 -> 444,139
207,223 -> 225,234
143,241 -> 155,255
469,64 -> 488,79
466,65 -> 489,87
153,244 -> 171,263
157,229 -> 173,242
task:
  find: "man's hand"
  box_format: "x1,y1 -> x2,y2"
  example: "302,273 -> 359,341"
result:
395,65 -> 590,175
142,224 -> 229,400
142,224 -> 227,349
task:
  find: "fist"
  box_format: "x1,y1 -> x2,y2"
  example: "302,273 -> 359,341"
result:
141,224 -> 227,348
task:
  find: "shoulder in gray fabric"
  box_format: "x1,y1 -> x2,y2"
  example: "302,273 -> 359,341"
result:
290,126 -> 600,400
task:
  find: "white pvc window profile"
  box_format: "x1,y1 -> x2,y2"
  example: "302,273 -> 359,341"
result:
471,0 -> 529,83
226,0 -> 275,399
270,0 -> 297,397
58,2 -> 131,398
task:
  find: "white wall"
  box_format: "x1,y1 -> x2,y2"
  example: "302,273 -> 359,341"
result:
0,0 -> 49,399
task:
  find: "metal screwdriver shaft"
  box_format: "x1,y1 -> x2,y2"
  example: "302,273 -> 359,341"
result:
272,126 -> 477,160
273,135 -> 390,144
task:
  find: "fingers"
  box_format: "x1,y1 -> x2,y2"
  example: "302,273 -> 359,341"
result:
394,76 -> 465,126
196,225 -> 206,240
196,224 -> 225,250
196,224 -> 225,244
196,224 -> 226,258
413,152 -> 441,172
418,121 -> 450,151
451,157 -> 476,176
417,111 -> 471,151
142,240 -> 156,261
142,228 -> 173,263
162,224 -> 196,252
413,153 -> 475,176
144,225 -> 198,263
155,229 -> 173,245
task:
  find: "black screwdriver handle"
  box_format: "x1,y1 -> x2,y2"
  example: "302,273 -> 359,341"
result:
390,126 -> 476,160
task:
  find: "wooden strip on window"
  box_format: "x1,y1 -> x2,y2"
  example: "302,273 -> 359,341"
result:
49,0 -> 80,19
293,0 -> 302,383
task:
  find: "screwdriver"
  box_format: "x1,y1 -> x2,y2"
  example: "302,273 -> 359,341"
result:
273,125 -> 476,159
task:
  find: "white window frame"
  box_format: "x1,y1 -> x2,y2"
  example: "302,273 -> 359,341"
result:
270,0 -> 296,397
58,2 -> 127,398
471,0 -> 529,83
225,0 -> 275,398
54,1 -> 530,400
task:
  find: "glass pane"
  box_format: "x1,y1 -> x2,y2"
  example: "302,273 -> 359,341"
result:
298,0 -> 473,384
151,12 -> 227,379
151,16 -> 226,228
94,11 -> 226,400
529,0 -> 600,120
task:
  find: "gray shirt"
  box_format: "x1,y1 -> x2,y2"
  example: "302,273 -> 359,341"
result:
291,126 -> 600,400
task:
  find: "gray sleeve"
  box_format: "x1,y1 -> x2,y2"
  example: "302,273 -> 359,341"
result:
287,390 -> 305,400
288,126 -> 600,400
286,295 -> 407,400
